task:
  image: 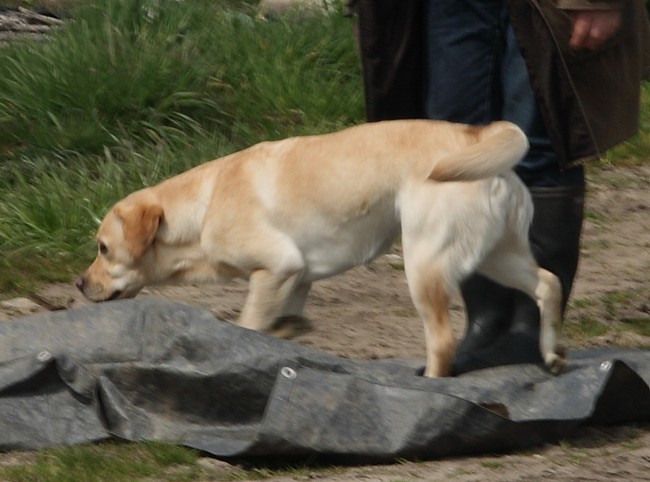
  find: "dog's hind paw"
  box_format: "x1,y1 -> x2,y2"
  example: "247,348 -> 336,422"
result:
545,350 -> 567,375
267,315 -> 313,339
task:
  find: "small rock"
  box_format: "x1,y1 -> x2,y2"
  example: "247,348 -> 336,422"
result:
196,457 -> 237,471
258,0 -> 336,19
0,297 -> 45,319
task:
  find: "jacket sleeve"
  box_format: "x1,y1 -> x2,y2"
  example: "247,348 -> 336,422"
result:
509,0 -> 650,163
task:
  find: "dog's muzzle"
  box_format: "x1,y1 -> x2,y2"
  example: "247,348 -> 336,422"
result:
75,276 -> 123,302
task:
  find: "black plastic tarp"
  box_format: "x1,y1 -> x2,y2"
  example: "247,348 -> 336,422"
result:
1,299 -> 649,461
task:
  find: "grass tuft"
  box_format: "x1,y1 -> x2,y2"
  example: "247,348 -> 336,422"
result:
0,442 -> 202,482
0,0 -> 362,292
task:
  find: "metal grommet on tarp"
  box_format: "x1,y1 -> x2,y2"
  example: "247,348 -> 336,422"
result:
37,351 -> 52,364
281,366 -> 297,379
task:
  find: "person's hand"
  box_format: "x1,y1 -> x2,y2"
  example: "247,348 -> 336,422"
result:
569,10 -> 622,49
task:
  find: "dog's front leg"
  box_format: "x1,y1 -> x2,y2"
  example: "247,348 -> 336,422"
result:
237,267 -> 307,337
269,281 -> 314,338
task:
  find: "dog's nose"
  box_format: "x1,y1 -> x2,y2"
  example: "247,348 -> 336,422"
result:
75,276 -> 86,292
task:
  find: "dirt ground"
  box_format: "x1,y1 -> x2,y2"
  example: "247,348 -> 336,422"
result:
1,164 -> 649,480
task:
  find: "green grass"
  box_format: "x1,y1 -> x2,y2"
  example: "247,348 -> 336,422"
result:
598,95 -> 650,168
563,315 -> 610,343
0,0 -> 363,293
480,459 -> 505,469
0,0 -> 361,158
0,442 -> 205,482
567,288 -> 650,344
0,135 -> 230,290
0,441 -> 353,482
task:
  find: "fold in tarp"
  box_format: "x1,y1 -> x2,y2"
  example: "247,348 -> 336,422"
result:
0,299 -> 648,461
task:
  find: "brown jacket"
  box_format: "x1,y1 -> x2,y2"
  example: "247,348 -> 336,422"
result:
350,0 -> 650,166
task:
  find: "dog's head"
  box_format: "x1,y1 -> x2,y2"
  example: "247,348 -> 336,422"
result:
76,190 -> 163,302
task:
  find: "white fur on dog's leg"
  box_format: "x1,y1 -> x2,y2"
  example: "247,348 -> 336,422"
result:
406,267 -> 455,378
545,350 -> 567,375
478,247 -> 567,376
536,268 -> 566,375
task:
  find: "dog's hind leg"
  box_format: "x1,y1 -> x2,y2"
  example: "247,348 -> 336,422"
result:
403,253 -> 456,377
477,244 -> 566,374
399,187 -> 484,377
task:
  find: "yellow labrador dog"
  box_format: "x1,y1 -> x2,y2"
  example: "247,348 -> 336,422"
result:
76,119 -> 566,377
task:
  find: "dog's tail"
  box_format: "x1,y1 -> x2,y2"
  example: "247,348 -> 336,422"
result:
428,121 -> 529,182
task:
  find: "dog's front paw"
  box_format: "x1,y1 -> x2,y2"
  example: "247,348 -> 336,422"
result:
544,347 -> 567,375
267,315 -> 313,339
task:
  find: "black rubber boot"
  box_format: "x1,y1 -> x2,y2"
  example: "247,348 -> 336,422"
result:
455,275 -> 514,355
453,184 -> 585,375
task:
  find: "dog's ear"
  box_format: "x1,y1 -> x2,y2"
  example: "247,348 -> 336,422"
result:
114,200 -> 164,259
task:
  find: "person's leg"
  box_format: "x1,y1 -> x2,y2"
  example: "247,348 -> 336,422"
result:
454,14 -> 585,374
501,15 -> 585,357
424,0 -> 503,124
423,1 -> 529,372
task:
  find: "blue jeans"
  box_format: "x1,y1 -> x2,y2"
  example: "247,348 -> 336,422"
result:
424,0 -> 584,187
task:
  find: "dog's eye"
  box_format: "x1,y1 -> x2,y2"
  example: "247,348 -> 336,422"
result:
98,242 -> 109,256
